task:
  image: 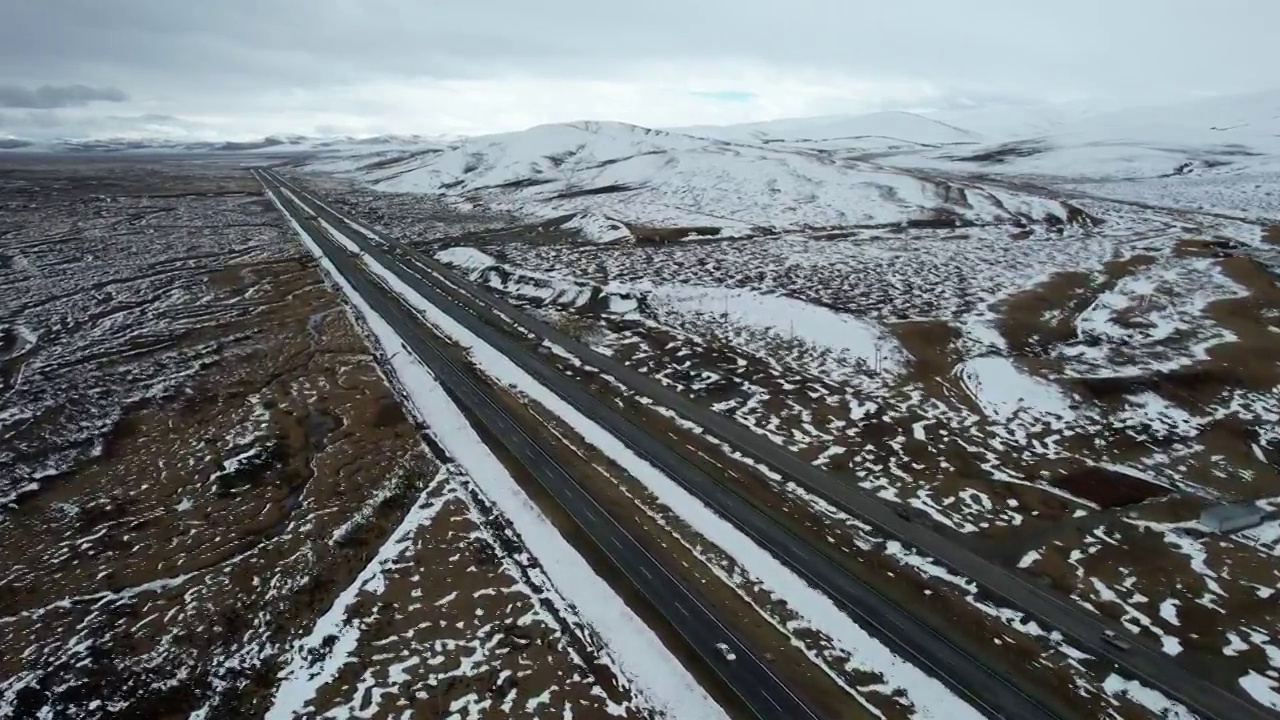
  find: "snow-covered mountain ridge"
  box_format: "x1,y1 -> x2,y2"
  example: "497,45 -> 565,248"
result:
333,119 -> 1078,235
285,89 -> 1280,236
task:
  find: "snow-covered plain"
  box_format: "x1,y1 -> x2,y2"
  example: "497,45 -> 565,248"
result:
956,356 -> 1077,425
389,234 -> 1211,720
281,87 -> 1280,719
433,245 -> 907,376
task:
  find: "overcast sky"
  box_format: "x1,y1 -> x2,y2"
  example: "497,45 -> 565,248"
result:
2,0 -> 1276,140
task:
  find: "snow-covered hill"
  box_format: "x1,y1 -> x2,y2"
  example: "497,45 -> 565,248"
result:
691,91 -> 1280,152
879,90 -> 1280,175
333,120 -> 1075,236
673,110 -> 980,150
876,90 -> 1280,218
309,92 -> 1280,236
1057,89 -> 1280,144
917,100 -> 1126,141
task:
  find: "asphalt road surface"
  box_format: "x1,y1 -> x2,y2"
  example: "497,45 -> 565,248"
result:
265,168 -> 1280,720
257,171 -> 822,720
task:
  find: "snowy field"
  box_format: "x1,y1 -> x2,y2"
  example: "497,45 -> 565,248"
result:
0,163 -> 665,720
306,190 -> 1215,719
11,87 -> 1259,718
271,87 -> 1280,716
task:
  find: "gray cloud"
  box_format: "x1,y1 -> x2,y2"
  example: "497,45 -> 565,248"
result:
0,109 -> 220,141
4,1 -> 1276,94
1,1 -> 1277,138
0,84 -> 127,109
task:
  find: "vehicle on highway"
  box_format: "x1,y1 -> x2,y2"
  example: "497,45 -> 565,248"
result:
1102,630 -> 1132,651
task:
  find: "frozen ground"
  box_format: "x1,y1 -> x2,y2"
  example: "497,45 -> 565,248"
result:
275,186 -> 720,719
282,87 -> 1280,717
10,86 -> 1272,718
295,190 -> 1207,719
319,219 -> 986,718
0,161 -> 659,720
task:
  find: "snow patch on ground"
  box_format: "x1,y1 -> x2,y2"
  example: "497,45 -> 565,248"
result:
436,246 -> 499,273
646,284 -> 905,374
265,468 -> 454,719
562,212 -> 632,243
1239,519 -> 1280,557
956,356 -> 1076,425
1240,671 -> 1280,710
1101,674 -> 1198,719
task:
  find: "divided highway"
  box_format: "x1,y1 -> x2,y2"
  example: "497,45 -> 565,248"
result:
257,170 -> 821,720
261,169 -> 1061,719
264,168 -> 1280,720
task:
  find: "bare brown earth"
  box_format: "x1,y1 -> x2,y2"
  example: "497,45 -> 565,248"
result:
1000,269 -> 1095,353
0,161 -> 646,719
1024,502 -> 1280,692
628,225 -> 726,244
998,253 -> 1156,356
1057,247 -> 1280,495
1052,465 -> 1171,508
889,319 -> 972,408
1204,254 -> 1280,392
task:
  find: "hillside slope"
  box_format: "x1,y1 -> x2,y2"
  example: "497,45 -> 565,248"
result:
341,120 -> 1074,235
673,110 -> 979,149
877,90 -> 1280,218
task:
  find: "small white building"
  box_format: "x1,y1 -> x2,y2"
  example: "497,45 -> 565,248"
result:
1200,502 -> 1266,534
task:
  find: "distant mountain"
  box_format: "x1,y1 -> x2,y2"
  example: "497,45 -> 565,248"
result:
0,133 -> 450,155
318,119 -> 1075,235
675,91 -> 1280,153
918,100 -> 1124,141
673,110 -> 980,150
859,89 -> 1280,219
1050,89 -> 1280,144
876,89 -> 1280,182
